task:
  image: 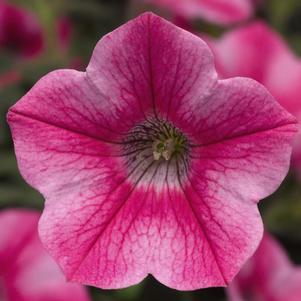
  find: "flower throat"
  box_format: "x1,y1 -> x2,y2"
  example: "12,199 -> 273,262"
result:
123,118 -> 190,187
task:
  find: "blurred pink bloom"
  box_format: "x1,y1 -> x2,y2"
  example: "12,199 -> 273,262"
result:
228,233 -> 301,301
7,13 -> 297,290
0,209 -> 90,301
0,1 -> 73,59
206,21 -> 301,178
0,1 -> 44,57
57,17 -> 72,53
144,0 -> 255,25
0,2 -> 74,91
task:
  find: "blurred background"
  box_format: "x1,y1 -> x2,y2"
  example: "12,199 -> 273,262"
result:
1,0 -> 301,300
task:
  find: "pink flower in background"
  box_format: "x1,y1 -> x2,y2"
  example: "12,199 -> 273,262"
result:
144,0 -> 255,25
0,1 -> 74,89
228,233 -> 301,301
57,17 -> 73,53
0,209 -> 90,301
0,1 -> 73,59
0,1 -> 44,57
7,13 -> 297,290
206,21 -> 301,178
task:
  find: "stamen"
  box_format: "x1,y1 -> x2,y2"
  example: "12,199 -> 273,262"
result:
153,138 -> 175,161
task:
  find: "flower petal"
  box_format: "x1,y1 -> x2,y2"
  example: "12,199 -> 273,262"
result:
206,21 -> 301,178
176,78 -> 296,286
39,181 -> 261,290
7,69 -> 143,145
188,78 -> 296,201
181,177 -> 263,288
8,86 -> 148,288
178,77 -> 296,151
87,12 -> 217,121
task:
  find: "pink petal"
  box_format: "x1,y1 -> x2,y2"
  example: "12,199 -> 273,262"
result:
0,209 -> 90,301
7,69 -> 141,145
181,77 -> 296,165
228,233 -> 301,301
178,78 -> 296,287
87,12 -> 217,120
145,0 -> 253,25
7,13 -> 297,291
40,185 -> 257,290
38,182 -> 259,290
207,21 -> 301,178
7,70 -> 143,288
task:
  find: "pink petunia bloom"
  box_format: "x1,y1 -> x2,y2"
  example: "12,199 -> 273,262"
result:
0,1 -> 44,58
205,21 -> 301,178
228,233 -> 301,301
7,13 -> 297,290
0,209 -> 90,301
144,0 -> 255,25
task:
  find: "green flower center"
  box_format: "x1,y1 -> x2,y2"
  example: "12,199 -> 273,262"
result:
152,133 -> 186,161
123,117 -> 190,186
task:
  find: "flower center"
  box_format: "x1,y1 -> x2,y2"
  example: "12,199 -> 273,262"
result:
123,118 -> 189,187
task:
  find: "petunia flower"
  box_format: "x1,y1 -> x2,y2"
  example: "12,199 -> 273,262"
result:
227,233 -> 301,301
7,13 -> 297,290
0,1 -> 44,58
205,21 -> 301,178
143,0 -> 255,25
0,209 -> 90,301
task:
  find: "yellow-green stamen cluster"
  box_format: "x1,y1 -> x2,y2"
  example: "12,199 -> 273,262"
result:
152,131 -> 186,161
